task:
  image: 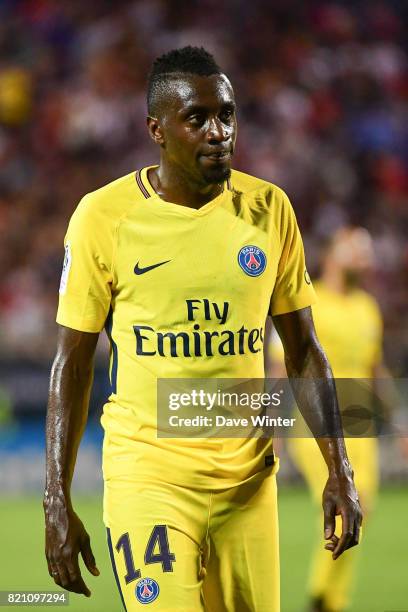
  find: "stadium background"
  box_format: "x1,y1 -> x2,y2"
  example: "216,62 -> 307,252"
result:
0,1 -> 407,610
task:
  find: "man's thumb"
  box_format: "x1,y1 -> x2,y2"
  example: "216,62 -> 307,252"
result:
81,536 -> 100,576
323,502 -> 335,539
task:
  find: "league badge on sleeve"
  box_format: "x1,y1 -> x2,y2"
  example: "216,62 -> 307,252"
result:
135,577 -> 160,604
59,242 -> 72,295
238,245 -> 267,277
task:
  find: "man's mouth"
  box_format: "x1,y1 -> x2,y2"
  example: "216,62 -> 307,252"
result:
203,151 -> 231,161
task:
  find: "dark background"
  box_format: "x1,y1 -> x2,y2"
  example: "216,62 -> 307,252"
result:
0,3 -> 407,610
0,0 -> 407,370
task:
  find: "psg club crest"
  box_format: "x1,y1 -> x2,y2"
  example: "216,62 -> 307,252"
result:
238,245 -> 267,277
135,577 -> 160,604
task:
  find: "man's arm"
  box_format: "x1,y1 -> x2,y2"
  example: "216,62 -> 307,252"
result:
43,324 -> 100,596
272,306 -> 363,560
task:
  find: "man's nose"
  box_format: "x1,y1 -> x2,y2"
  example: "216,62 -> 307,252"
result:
206,117 -> 228,142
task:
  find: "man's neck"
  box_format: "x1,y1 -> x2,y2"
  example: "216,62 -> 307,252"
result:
320,266 -> 348,295
148,162 -> 224,209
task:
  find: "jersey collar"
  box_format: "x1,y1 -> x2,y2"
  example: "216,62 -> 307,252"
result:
135,165 -> 232,201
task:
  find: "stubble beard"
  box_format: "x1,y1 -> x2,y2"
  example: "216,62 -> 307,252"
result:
201,164 -> 232,185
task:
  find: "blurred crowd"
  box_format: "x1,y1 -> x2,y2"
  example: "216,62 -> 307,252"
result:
0,0 -> 407,372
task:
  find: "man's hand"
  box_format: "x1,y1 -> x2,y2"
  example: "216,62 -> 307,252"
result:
322,468 -> 363,560
44,497 -> 99,597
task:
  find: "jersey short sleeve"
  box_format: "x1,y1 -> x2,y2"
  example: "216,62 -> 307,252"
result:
270,191 -> 316,316
56,194 -> 114,333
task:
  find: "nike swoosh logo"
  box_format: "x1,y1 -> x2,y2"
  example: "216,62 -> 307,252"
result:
134,260 -> 171,275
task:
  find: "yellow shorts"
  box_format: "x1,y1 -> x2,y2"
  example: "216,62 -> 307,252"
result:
104,473 -> 280,611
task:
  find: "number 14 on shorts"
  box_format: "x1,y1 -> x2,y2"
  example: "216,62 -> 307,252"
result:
116,524 -> 176,584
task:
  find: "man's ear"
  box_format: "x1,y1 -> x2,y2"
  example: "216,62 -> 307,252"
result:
147,116 -> 165,145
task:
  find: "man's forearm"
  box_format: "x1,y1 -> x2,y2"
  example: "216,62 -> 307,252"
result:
44,354 -> 93,507
272,308 -> 362,557
285,338 -> 351,476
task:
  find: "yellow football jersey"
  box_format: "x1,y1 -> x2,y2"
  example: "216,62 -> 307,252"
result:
311,281 -> 382,378
57,165 -> 315,489
268,280 -> 382,378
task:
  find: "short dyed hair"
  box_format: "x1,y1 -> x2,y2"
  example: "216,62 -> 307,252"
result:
147,46 -> 222,116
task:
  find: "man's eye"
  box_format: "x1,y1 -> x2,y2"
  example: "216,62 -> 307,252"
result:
221,110 -> 233,122
189,115 -> 205,125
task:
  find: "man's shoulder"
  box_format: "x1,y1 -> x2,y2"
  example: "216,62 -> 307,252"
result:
80,171 -> 142,219
66,171 -> 142,240
352,288 -> 382,317
317,282 -> 382,318
230,168 -> 288,201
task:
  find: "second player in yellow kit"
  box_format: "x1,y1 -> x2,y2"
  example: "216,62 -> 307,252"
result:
283,229 -> 382,612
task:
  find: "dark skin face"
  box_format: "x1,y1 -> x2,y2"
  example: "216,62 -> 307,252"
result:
146,73 -> 237,208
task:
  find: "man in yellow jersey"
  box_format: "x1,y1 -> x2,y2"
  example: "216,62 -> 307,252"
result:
43,47 -> 362,611
268,227 -> 382,612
